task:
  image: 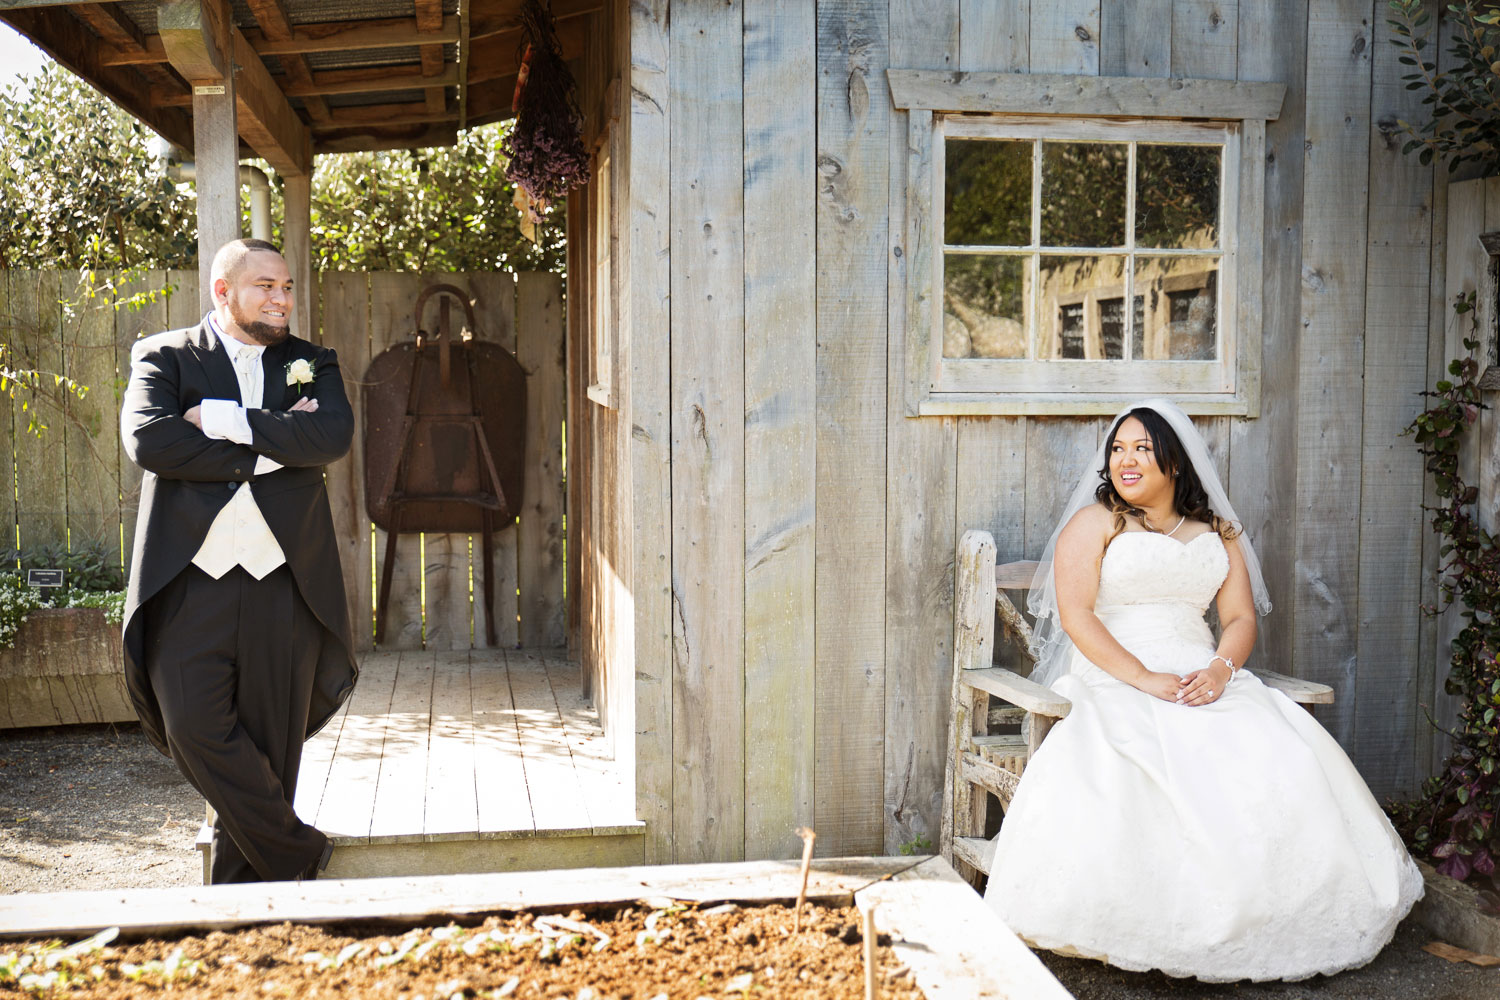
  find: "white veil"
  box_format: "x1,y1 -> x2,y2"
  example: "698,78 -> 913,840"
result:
1025,397 -> 1272,689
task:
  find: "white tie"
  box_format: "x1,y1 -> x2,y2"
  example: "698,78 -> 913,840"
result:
235,346 -> 260,407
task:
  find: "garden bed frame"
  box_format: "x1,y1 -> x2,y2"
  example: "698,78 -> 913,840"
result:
0,855 -> 1072,999
0,607 -> 130,729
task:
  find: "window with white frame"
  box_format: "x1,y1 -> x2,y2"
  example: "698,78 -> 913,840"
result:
891,72 -> 1283,416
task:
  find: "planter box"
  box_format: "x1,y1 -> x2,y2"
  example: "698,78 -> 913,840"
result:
0,607 -> 133,729
0,856 -> 1073,999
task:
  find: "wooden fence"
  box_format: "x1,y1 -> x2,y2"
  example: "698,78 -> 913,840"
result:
0,268 -> 565,652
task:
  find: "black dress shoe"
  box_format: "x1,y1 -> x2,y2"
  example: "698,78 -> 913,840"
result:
300,839 -> 334,881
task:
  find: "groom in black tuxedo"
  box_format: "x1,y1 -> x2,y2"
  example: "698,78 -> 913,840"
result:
121,238 -> 358,883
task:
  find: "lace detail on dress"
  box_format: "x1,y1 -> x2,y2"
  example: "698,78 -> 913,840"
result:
1096,530 -> 1229,614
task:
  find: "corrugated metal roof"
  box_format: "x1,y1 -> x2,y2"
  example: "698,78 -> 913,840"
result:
115,1 -> 462,37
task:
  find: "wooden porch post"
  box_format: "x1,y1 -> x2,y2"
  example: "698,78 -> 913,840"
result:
158,0 -> 239,314
283,173 -> 313,343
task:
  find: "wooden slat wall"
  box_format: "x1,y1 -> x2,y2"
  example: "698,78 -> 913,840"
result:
815,0 -> 890,857
1353,10 -> 1434,797
884,0 -> 957,856
742,0 -> 816,861
668,0 -> 746,864
3,269 -> 561,655
596,0 -> 1486,861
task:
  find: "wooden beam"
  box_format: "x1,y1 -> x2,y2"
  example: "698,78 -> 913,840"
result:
242,0 -> 329,122
467,14 -> 588,85
100,34 -> 167,65
886,69 -> 1287,120
157,0 -> 230,82
72,2 -> 148,53
0,8 -> 192,149
469,0 -> 599,41
244,15 -> 459,57
463,74 -> 517,126
457,0 -> 470,130
284,63 -> 460,98
320,100 -> 447,128
0,0 -> 116,7
231,28 -> 311,175
313,123 -> 457,154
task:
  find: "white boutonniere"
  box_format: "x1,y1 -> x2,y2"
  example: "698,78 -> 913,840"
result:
285,358 -> 315,396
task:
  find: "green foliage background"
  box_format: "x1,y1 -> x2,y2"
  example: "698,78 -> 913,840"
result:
0,64 -> 564,274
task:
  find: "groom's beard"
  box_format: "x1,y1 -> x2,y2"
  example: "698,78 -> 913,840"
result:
239,320 -> 289,346
226,296 -> 290,346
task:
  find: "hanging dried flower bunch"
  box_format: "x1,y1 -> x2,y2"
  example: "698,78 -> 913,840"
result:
502,0 -> 590,242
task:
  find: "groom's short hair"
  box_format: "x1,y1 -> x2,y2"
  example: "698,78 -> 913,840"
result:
211,238 -> 283,286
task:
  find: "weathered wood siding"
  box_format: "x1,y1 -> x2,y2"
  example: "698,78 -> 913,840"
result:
0,269 -> 564,654
586,0 -> 1468,862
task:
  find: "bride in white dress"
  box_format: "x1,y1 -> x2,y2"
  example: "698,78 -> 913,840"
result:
983,398 -> 1423,982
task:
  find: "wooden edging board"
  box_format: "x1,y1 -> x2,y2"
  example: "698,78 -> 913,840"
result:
1413,859 -> 1500,959
0,855 -> 1073,999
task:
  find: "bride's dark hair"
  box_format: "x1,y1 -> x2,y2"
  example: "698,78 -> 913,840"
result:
1095,406 -> 1240,542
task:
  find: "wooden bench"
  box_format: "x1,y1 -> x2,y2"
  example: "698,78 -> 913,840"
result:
940,529 -> 1335,882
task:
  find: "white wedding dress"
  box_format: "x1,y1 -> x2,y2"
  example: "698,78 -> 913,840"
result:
983,530 -> 1424,982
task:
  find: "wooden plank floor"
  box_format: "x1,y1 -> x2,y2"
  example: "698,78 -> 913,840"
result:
294,649 -> 639,859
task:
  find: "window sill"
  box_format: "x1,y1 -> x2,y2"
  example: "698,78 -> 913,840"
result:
914,392 -> 1255,417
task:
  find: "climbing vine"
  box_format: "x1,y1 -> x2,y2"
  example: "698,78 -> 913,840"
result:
1390,291 -> 1500,913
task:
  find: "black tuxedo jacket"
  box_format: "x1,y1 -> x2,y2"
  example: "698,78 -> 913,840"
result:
120,319 -> 359,756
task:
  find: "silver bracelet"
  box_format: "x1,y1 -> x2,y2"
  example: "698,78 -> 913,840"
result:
1209,654 -> 1237,683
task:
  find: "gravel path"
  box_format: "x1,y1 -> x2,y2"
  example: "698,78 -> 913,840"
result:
1,724 -> 1496,999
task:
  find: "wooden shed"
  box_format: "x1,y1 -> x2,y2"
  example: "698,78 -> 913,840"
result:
5,0 -> 1494,871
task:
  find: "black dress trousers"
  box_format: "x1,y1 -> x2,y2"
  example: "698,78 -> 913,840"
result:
143,563 -> 327,883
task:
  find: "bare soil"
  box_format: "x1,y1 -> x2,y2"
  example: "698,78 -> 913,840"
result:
0,902 -> 921,999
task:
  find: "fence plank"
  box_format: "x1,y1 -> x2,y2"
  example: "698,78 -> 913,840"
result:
669,0 -> 746,863
626,0 -> 675,866
62,271 -> 121,564
320,272 -> 373,652
1170,0 -> 1236,78
166,269 -> 201,330
466,271 -> 520,649
815,0 -> 889,857
1028,0 -> 1100,76
369,271 -> 425,650
1101,0 -> 1168,76
742,0 -> 817,862
115,270 -> 171,573
517,272 -> 566,648
15,270 -> 68,551
0,272 -> 17,557
961,0 -> 1028,72
884,0 -> 958,857
1352,13 -> 1435,798
1293,0 -> 1372,746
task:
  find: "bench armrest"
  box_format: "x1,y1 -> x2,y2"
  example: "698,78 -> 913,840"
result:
960,667 -> 1072,718
1256,669 -> 1335,705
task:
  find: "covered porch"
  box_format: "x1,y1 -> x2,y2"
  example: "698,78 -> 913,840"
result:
293,648 -> 641,879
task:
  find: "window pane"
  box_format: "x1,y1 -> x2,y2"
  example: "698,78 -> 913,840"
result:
1040,142 -> 1127,248
943,254 -> 1026,358
945,139 -> 1032,246
1132,257 -> 1219,360
1136,144 -> 1221,250
1038,254 -> 1127,359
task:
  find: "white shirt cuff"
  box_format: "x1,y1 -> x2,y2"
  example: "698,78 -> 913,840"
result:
198,398 -> 253,444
